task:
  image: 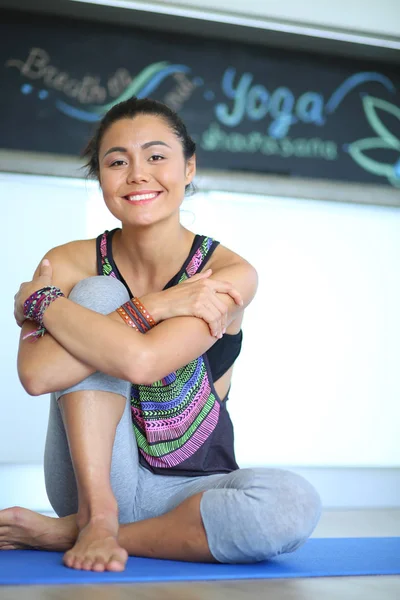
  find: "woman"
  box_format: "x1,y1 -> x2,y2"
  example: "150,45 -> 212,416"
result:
1,98 -> 321,572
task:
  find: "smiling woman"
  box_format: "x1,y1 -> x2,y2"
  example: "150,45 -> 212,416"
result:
1,97 -> 321,573
93,116 -> 195,231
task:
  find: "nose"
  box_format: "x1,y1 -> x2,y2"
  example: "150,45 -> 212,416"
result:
126,159 -> 150,184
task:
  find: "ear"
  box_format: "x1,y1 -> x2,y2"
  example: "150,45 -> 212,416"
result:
185,155 -> 196,185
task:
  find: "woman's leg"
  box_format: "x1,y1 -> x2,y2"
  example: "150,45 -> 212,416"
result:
0,465 -> 321,564
44,391 -> 138,525
2,454 -> 321,564
43,276 -> 138,570
59,388 -> 128,571
0,393 -> 137,555
111,466 -> 321,564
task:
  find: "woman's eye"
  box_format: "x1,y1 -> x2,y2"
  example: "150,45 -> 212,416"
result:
110,160 -> 126,167
149,154 -> 164,162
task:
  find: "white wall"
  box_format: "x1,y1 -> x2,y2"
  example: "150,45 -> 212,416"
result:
1,171 -> 399,470
2,175 -> 89,463
119,0 -> 400,38
184,191 -> 400,468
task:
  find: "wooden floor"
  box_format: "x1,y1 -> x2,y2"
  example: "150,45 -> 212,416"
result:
1,509 -> 399,600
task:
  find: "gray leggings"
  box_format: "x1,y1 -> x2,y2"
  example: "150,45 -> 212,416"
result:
44,276 -> 322,563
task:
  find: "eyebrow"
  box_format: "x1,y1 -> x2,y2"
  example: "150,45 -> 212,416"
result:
102,141 -> 171,159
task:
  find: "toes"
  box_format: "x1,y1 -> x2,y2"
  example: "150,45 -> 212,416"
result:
73,558 -> 84,571
92,557 -> 106,572
81,558 -> 95,571
63,538 -> 127,572
63,551 -> 76,569
64,552 -> 103,572
107,559 -> 126,572
107,551 -> 128,572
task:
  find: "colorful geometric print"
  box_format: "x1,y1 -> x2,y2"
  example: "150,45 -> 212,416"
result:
100,232 -> 117,278
100,230 -> 220,469
131,360 -> 220,468
180,236 -> 214,282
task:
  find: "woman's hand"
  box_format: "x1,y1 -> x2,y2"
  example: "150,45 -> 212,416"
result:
14,259 -> 53,327
141,269 -> 243,338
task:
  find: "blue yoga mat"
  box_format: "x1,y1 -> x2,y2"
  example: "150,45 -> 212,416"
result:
1,538 -> 399,586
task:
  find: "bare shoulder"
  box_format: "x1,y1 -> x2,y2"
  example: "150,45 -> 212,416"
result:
208,243 -> 258,307
37,238 -> 98,295
43,238 -> 96,265
209,243 -> 253,269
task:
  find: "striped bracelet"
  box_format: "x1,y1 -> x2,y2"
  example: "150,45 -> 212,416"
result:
22,286 -> 65,340
116,297 -> 155,333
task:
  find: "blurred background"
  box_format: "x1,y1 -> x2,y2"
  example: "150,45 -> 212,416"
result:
0,0 -> 399,514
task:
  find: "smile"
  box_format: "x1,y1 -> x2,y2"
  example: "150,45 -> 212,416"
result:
124,192 -> 161,204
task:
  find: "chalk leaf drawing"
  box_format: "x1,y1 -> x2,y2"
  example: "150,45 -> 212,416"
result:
348,96 -> 400,187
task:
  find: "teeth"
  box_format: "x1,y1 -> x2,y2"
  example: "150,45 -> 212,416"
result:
127,193 -> 158,201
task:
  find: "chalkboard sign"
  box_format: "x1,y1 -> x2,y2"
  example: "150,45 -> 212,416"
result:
1,9 -> 399,187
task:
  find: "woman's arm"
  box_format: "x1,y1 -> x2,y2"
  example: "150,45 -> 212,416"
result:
17,242 -> 97,396
18,248 -> 244,395
41,260 -> 257,386
18,322 -> 96,396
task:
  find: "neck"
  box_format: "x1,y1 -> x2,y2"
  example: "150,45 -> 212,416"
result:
114,219 -> 195,291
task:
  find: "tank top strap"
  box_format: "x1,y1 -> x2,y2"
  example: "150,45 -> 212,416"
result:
175,235 -> 220,285
96,229 -> 118,278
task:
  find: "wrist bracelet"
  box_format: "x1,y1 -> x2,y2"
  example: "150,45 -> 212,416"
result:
116,297 -> 155,333
22,286 -> 65,340
116,306 -> 139,331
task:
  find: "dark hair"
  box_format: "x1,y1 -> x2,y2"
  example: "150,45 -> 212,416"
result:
82,97 -> 196,192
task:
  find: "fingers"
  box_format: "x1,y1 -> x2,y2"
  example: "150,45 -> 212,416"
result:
195,292 -> 229,338
196,268 -> 212,279
171,272 -> 243,337
13,261 -> 53,328
208,280 -> 243,306
14,302 -> 25,326
14,287 -> 27,326
210,295 -> 229,338
195,301 -> 225,338
192,279 -> 243,337
227,287 -> 243,306
180,269 -> 212,284
38,259 -> 53,281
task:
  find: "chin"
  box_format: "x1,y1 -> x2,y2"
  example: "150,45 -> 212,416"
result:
124,214 -> 161,228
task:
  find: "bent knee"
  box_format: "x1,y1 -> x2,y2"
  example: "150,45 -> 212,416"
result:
69,276 -> 129,313
208,468 -> 321,563
250,468 -> 322,560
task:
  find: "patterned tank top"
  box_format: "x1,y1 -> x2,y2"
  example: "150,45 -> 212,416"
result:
96,229 -> 239,477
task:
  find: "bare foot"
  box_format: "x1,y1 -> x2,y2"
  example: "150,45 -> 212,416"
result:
63,513 -> 128,572
0,506 -> 77,551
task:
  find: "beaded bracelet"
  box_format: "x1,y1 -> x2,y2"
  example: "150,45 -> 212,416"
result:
116,297 -> 155,333
23,286 -> 65,340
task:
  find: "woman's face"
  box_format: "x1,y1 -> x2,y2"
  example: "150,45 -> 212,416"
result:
98,114 -> 196,228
